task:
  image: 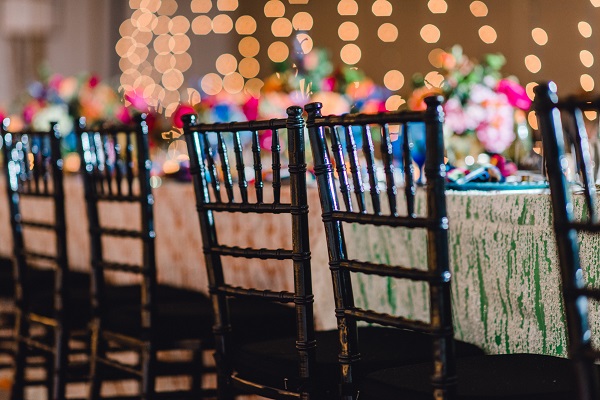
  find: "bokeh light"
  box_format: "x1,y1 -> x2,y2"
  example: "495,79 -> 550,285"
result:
191,0 -> 212,13
212,14 -> 234,34
292,12 -> 314,31
425,71 -> 444,88
245,78 -> 264,98
528,111 -> 538,130
428,48 -> 445,68
470,1 -> 488,17
428,0 -> 448,14
271,18 -> 293,37
217,0 -> 238,11
236,15 -> 257,35
378,23 -> 399,42
478,25 -> 497,44
201,73 -> 223,95
192,15 -> 212,35
372,0 -> 392,16
525,55 -> 542,73
239,57 -> 260,78
340,43 -> 362,65
239,36 -> 260,58
531,28 -> 548,45
297,33 -> 314,54
338,21 -> 359,41
223,72 -> 244,94
420,24 -> 441,43
580,50 -> 594,67
264,0 -> 285,18
157,0 -> 177,16
525,82 -> 538,101
169,15 -> 190,35
268,41 -> 290,63
581,74 -> 595,91
385,95 -> 405,111
216,53 -> 238,75
338,0 -> 359,16
579,21 -> 592,38
384,70 -> 405,91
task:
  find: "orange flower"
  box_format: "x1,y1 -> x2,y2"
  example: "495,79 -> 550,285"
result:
408,86 -> 444,111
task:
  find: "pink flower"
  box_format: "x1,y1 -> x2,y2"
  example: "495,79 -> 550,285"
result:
242,96 -> 259,121
124,90 -> 149,112
115,105 -> 132,124
496,79 -> 531,110
171,104 -> 196,128
321,77 -> 336,92
88,75 -> 100,88
475,95 -> 516,153
48,74 -> 63,92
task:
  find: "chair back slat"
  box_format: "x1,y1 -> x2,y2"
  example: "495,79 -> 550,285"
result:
217,132 -> 235,202
125,132 -> 135,197
200,132 -> 221,202
251,130 -> 264,203
306,97 -> 456,398
183,107 -> 316,398
112,132 -> 124,196
380,124 -> 398,215
232,130 -> 249,203
402,124 -> 416,216
330,126 -> 354,212
344,125 -> 366,213
569,106 -> 597,222
103,135 -> 115,196
271,127 -> 281,204
361,125 -> 382,215
534,82 -> 600,398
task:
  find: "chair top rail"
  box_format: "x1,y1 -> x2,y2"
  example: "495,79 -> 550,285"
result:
187,118 -> 287,133
310,109 -> 429,127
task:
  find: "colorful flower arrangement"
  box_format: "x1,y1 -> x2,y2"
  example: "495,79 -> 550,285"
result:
9,71 -> 130,135
409,45 -> 531,174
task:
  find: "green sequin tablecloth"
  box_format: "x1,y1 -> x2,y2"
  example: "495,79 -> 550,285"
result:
345,189 -> 600,357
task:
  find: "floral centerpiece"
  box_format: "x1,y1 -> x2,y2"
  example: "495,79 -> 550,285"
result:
409,45 -> 532,175
7,70 -> 132,153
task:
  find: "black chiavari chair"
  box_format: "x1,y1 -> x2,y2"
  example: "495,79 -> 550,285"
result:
307,97 -> 579,400
1,121 -> 90,400
78,115 -> 218,399
183,107 -> 316,399
534,81 -> 600,400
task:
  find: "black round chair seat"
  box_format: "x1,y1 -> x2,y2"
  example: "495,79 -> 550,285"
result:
358,353 -> 580,400
233,327 -> 484,396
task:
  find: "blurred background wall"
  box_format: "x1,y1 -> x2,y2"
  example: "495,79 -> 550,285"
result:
0,0 -> 598,105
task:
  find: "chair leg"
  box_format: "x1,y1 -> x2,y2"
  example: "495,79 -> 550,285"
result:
190,348 -> 204,394
141,344 -> 157,400
89,327 -> 106,400
10,342 -> 26,400
52,324 -> 69,400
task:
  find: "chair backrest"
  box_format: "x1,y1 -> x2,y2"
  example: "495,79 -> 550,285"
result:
306,97 -> 456,398
1,120 -> 68,321
534,82 -> 600,399
77,114 -> 157,339
182,107 -> 315,396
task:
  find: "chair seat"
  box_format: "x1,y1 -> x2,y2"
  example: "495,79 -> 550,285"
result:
358,354 -> 580,400
104,296 -> 296,348
233,327 -> 484,395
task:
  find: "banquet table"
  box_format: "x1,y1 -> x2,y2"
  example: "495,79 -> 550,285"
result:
0,175 -> 596,358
